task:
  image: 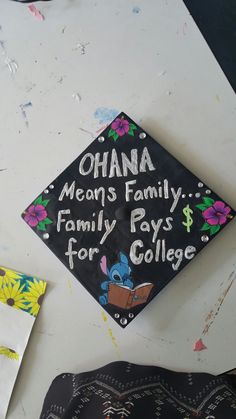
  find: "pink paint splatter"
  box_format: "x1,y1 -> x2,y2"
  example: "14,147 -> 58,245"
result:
28,4 -> 44,21
193,338 -> 207,352
96,124 -> 108,134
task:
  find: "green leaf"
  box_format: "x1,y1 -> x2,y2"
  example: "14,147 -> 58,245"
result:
108,128 -> 119,141
128,128 -> 135,136
44,217 -> 53,225
129,123 -> 137,130
108,128 -> 115,138
37,221 -> 46,231
196,204 -> 208,211
210,224 -> 221,235
41,199 -> 50,207
113,132 -> 119,141
200,222 -> 211,231
34,195 -> 43,205
203,197 -> 215,207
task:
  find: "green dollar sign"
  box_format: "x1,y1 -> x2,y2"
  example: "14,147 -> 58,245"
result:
182,204 -> 193,233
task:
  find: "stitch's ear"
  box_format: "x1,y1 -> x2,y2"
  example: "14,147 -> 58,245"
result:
119,252 -> 128,265
100,256 -> 108,274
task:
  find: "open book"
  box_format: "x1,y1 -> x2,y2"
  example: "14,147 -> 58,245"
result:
108,283 -> 154,310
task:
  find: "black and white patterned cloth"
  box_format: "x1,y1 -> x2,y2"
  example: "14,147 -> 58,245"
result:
40,361 -> 236,418
12,1 -> 51,3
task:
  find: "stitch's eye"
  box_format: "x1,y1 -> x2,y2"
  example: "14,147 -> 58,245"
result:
112,270 -> 122,282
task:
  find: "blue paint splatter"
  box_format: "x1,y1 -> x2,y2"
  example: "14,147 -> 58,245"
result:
132,6 -> 141,14
94,107 -> 119,124
22,102 -> 32,108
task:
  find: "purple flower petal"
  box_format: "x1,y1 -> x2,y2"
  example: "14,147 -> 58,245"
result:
224,207 -> 231,215
218,215 -> 227,225
37,209 -> 47,221
24,205 -> 39,227
213,201 -> 226,212
202,201 -> 231,226
24,213 -> 31,223
122,120 -> 130,133
203,206 -> 216,219
24,213 -> 39,227
111,119 -> 121,130
24,204 -> 47,227
223,206 -> 231,215
34,204 -> 45,212
111,118 -> 130,136
116,127 -> 126,136
206,216 -> 219,226
27,205 -> 36,215
35,205 -> 47,221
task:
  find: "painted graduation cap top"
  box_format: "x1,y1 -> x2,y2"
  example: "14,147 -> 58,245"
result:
22,113 -> 235,327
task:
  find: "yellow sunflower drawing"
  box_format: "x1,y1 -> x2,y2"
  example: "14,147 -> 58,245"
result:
0,266 -> 22,288
23,279 -> 47,317
0,281 -> 26,310
0,346 -> 19,361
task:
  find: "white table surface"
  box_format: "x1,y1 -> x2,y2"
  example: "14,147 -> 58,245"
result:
0,0 -> 236,417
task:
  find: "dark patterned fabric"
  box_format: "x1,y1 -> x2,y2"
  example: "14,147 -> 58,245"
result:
40,361 -> 236,418
13,1 -> 51,3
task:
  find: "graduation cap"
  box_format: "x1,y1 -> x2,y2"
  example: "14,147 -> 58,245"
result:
22,112 -> 235,327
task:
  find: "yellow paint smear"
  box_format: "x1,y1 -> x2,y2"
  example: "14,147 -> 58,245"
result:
101,310 -> 108,322
108,328 -> 119,348
67,279 -> 72,293
101,311 -> 120,358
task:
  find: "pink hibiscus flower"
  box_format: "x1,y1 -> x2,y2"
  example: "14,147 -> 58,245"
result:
111,118 -> 130,136
24,205 -> 47,227
203,201 -> 231,226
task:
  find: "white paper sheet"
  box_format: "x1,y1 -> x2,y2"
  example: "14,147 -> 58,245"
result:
0,266 -> 47,419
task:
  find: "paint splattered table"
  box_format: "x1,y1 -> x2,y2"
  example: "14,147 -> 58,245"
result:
0,1 -> 235,418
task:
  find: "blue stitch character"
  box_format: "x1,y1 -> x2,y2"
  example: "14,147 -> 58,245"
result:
99,252 -> 133,306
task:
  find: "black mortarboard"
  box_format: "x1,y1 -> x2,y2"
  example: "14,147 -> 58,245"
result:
22,112 -> 235,327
